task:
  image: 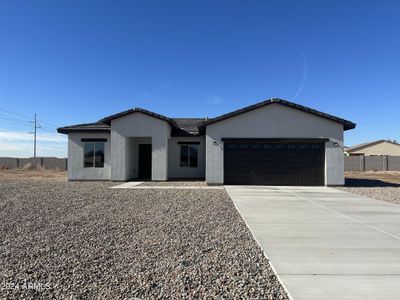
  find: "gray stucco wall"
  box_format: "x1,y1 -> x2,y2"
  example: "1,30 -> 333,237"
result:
110,112 -> 170,181
205,103 -> 344,185
68,132 -> 111,180
168,136 -> 205,179
0,157 -> 67,170
325,141 -> 345,185
344,155 -> 364,171
388,156 -> 400,171
0,157 -> 19,169
364,156 -> 387,171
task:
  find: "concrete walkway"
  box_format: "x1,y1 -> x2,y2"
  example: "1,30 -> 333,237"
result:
110,182 -> 223,189
225,186 -> 400,300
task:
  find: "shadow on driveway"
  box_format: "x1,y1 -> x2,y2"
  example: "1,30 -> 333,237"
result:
345,178 -> 400,187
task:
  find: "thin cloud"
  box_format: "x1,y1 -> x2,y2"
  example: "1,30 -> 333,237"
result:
0,130 -> 66,143
293,52 -> 308,100
207,95 -> 224,105
161,80 -> 170,88
0,129 -> 67,157
140,93 -> 175,103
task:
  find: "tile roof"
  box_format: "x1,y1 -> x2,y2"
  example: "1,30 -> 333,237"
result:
57,122 -> 110,134
347,140 -> 400,152
201,98 -> 356,131
171,118 -> 207,136
58,98 -> 356,135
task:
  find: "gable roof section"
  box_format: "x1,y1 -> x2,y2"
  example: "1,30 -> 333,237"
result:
171,118 -> 207,136
201,98 -> 356,131
58,110 -> 205,136
99,108 -> 175,126
347,140 -> 400,153
58,98 -> 356,135
57,122 -> 110,134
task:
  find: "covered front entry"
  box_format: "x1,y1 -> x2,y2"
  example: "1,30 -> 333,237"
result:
223,139 -> 325,186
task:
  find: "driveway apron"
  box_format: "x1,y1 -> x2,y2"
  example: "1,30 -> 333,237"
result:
225,186 -> 400,300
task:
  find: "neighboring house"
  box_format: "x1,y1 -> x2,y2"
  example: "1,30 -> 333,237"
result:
346,140 -> 400,156
58,98 -> 356,186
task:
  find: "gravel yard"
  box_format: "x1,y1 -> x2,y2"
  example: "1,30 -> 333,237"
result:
0,179 -> 287,299
336,172 -> 400,205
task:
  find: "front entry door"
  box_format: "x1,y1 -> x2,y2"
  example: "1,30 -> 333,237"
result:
138,144 -> 152,179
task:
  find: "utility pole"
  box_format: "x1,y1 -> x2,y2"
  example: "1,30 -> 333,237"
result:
34,113 -> 37,159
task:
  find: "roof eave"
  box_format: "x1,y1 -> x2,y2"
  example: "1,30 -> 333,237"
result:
99,108 -> 177,126
57,128 -> 111,134
201,98 -> 356,131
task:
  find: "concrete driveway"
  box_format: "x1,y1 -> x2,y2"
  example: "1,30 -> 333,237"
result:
225,186 -> 400,300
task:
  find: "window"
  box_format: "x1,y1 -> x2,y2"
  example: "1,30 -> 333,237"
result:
180,144 -> 198,168
84,142 -> 105,168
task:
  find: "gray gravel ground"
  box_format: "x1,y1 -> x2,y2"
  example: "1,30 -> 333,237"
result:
336,178 -> 400,205
0,180 -> 287,299
336,186 -> 400,205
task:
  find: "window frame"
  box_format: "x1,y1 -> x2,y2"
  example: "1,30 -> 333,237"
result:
83,142 -> 105,168
179,143 -> 198,168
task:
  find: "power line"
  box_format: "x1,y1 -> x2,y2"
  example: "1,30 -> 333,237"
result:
0,118 -> 34,129
38,120 -> 59,128
0,115 -> 57,133
0,107 -> 61,159
39,124 -> 57,131
0,106 -> 60,128
0,107 -> 31,120
0,115 -> 33,127
38,127 -> 57,133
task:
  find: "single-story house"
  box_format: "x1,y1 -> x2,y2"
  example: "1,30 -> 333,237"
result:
58,98 -> 356,186
346,140 -> 400,156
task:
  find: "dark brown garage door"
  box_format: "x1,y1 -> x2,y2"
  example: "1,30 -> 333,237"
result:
224,139 -> 325,186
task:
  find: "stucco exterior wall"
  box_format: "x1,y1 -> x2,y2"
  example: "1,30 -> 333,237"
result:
68,132 -> 111,180
205,103 -> 344,185
168,136 -> 205,179
325,140 -> 345,185
351,141 -> 400,156
110,112 -> 170,181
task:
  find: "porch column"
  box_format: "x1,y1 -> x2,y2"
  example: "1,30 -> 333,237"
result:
152,135 -> 168,181
111,130 -> 127,181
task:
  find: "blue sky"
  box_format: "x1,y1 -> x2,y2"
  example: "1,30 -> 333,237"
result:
0,0 -> 399,157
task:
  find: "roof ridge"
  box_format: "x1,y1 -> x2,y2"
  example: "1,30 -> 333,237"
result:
203,98 -> 356,131
347,139 -> 400,152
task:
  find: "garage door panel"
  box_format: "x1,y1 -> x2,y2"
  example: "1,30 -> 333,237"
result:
224,141 -> 325,186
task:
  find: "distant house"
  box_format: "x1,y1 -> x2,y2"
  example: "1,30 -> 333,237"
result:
346,140 -> 400,156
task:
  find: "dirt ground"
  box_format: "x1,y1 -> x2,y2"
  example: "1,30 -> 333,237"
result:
1,169 -> 399,184
345,171 -> 400,185
0,169 -> 67,180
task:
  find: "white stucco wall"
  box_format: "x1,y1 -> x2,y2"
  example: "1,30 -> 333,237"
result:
205,103 -> 344,185
67,132 -> 111,180
168,136 -> 205,179
110,112 -> 170,181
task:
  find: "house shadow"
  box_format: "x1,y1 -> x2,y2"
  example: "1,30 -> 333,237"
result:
345,178 -> 400,188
